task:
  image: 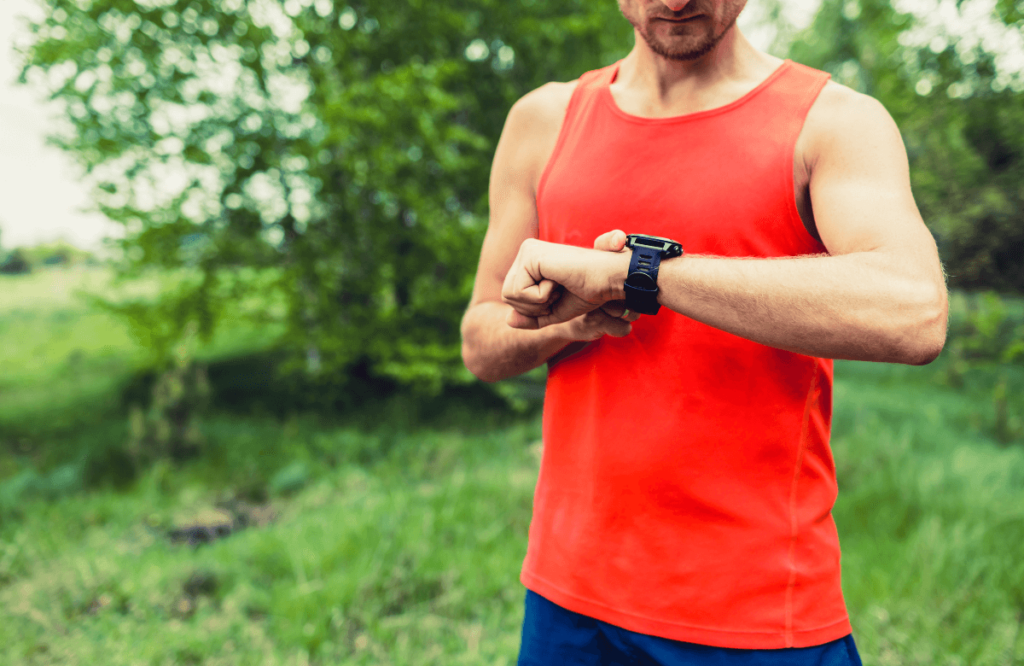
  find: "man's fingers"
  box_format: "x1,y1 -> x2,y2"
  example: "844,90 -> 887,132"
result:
545,291 -> 601,327
583,309 -> 632,338
507,290 -> 640,332
593,229 -> 628,253
502,270 -> 561,316
600,316 -> 632,338
534,279 -> 557,304
601,300 -> 626,318
508,274 -> 556,304
600,299 -> 641,322
510,292 -> 605,331
506,308 -> 540,330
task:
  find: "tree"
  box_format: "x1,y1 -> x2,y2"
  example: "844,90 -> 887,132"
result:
18,0 -> 632,390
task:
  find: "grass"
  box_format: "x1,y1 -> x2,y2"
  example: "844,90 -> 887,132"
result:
0,417 -> 541,665
1,267 -> 1024,664
830,365 -> 1024,665
0,267 -> 285,476
0,268 -> 137,436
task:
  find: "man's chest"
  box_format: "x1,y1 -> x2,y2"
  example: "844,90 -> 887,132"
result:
537,122 -> 824,256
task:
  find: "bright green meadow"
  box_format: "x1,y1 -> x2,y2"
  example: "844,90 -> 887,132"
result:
1,267 -> 1022,665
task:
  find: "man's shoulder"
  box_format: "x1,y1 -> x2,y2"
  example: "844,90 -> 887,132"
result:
499,80 -> 582,187
802,79 -> 903,166
812,80 -> 894,128
507,80 -> 581,129
492,79 -> 584,195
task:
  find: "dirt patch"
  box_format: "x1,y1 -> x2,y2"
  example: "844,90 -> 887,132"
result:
167,499 -> 275,547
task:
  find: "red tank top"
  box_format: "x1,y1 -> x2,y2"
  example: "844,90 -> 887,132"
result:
522,60 -> 847,649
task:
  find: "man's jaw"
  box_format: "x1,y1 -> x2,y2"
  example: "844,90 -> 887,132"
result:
641,19 -> 719,62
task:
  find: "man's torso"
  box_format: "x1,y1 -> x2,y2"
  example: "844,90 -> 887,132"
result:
517,58 -> 849,649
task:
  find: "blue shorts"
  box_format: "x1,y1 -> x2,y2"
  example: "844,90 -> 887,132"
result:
518,590 -> 863,666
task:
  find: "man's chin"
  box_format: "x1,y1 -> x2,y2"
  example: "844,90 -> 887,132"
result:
639,17 -> 733,62
645,39 -> 717,62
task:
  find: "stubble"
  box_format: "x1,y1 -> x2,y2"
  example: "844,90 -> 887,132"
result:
618,0 -> 745,61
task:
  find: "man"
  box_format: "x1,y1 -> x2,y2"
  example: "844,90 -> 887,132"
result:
461,0 -> 948,663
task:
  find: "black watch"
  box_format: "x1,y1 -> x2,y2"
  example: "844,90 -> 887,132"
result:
624,234 -> 683,315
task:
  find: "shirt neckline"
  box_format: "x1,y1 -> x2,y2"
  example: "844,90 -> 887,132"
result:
601,59 -> 793,124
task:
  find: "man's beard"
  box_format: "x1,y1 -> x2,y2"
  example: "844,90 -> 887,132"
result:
620,3 -> 739,61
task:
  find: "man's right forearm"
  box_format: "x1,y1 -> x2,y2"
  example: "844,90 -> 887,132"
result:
461,301 -> 574,383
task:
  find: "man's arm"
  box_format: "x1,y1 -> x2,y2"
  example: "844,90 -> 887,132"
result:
460,82 -> 637,383
502,85 -> 948,365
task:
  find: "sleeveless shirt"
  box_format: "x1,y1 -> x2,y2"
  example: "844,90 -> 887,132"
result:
521,60 -> 849,649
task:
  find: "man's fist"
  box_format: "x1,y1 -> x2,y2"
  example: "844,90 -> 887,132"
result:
501,237 -> 630,329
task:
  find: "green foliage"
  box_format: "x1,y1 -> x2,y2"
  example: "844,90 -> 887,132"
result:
0,249 -> 32,275
787,0 -> 1024,292
89,271 -> 220,366
946,94 -> 1024,291
0,269 -> 139,480
20,240 -> 96,267
945,292 -> 1024,369
0,241 -> 95,274
0,267 -> 284,482
269,459 -> 310,496
127,336 -> 211,464
18,0 -> 632,391
0,465 -> 84,519
940,291 -> 1024,442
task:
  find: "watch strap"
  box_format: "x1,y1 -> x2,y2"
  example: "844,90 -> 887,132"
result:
624,246 -> 662,315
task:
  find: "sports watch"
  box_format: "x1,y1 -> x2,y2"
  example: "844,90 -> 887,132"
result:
623,234 -> 683,315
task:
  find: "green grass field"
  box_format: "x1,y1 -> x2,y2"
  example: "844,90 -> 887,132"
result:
1,267 -> 1023,665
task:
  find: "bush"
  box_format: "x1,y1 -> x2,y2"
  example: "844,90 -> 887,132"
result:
127,324 -> 211,464
941,291 -> 1024,443
0,249 -> 31,275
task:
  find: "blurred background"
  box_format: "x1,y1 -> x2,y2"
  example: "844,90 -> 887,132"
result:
0,0 -> 1022,663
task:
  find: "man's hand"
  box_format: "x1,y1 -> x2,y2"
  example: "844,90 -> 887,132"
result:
557,308 -> 634,342
501,234 -> 631,329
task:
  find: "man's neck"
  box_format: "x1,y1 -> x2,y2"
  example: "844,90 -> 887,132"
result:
614,27 -> 780,113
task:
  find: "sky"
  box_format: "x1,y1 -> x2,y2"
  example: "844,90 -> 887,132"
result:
0,0 -> 828,252
0,0 -> 116,251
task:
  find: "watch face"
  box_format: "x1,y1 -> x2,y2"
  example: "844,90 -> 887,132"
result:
631,237 -> 669,250
626,234 -> 683,258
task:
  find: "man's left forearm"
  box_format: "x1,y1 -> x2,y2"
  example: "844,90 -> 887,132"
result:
646,250 -> 948,364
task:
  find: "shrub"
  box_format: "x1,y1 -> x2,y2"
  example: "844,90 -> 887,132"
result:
0,249 -> 32,275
